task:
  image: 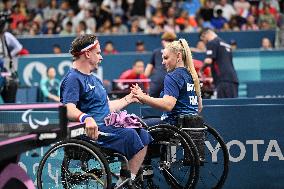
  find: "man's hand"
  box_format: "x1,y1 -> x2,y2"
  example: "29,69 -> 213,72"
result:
84,117 -> 99,140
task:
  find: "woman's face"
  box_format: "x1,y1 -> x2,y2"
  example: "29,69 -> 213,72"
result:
162,48 -> 177,72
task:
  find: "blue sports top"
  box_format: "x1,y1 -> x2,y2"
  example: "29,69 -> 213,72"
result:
60,68 -> 110,126
161,67 -> 198,124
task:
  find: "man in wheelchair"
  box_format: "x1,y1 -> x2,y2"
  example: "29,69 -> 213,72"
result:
60,34 -> 153,187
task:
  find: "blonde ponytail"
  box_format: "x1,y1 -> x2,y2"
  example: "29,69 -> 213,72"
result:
179,39 -> 202,97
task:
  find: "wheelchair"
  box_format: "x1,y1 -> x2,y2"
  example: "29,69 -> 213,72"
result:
37,116 -> 229,189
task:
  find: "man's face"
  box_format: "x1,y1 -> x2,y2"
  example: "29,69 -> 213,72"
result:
88,43 -> 103,71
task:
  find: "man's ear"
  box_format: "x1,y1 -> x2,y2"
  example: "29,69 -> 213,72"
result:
84,51 -> 90,59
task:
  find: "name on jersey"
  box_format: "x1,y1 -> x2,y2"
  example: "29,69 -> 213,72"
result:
187,83 -> 198,105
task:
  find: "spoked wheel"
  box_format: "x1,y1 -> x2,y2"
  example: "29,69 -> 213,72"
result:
197,124 -> 229,189
37,139 -> 112,189
147,124 -> 200,189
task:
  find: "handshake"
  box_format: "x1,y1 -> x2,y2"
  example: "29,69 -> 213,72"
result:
125,84 -> 148,105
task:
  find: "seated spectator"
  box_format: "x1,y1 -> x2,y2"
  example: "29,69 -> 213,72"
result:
211,9 -> 228,30
76,20 -> 92,35
261,37 -> 273,50
214,0 -> 236,21
176,10 -> 198,31
258,4 -> 277,29
233,0 -> 250,19
113,15 -> 128,34
40,66 -> 60,102
117,60 -> 149,92
164,17 -> 181,33
135,40 -> 146,53
103,41 -> 118,55
53,44 -> 62,54
241,15 -> 259,31
60,21 -> 74,35
191,40 -> 206,52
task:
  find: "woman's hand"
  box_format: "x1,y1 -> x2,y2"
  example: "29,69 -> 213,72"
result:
130,84 -> 147,104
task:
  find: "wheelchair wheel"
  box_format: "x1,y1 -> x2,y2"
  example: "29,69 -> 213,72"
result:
37,139 -> 112,189
197,124 -> 229,189
147,124 -> 200,189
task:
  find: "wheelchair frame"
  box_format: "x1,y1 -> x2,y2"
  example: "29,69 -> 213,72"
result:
37,122 -> 229,189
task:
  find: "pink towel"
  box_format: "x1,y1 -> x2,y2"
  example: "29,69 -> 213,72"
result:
104,110 -> 143,128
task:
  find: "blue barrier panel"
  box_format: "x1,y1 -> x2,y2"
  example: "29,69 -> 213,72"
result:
18,30 -> 275,54
140,98 -> 284,117
246,81 -> 284,98
139,101 -> 284,189
201,104 -> 284,189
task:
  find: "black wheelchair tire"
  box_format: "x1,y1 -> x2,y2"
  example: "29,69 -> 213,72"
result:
203,124 -> 229,189
148,124 -> 200,189
37,139 -> 112,189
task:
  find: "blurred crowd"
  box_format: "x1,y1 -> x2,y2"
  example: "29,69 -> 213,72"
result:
0,0 -> 284,37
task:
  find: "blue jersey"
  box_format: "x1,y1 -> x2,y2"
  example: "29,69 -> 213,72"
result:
60,68 -> 110,126
60,68 -> 153,160
161,67 -> 198,124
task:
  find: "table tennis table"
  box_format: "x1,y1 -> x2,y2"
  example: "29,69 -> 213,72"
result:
0,103 -> 85,189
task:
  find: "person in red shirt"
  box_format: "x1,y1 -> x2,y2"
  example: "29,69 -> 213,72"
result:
193,59 -> 214,99
117,60 -> 149,92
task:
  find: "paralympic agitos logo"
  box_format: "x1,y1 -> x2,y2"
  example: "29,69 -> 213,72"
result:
21,109 -> 49,129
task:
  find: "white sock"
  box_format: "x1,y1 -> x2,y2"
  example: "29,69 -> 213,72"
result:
131,173 -> 136,180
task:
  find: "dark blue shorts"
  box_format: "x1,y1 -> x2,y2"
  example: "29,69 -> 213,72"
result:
98,124 -> 153,160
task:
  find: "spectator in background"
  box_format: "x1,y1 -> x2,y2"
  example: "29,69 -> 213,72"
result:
76,20 -> 92,35
145,31 -> 177,97
10,4 -> 26,30
98,18 -> 112,34
261,37 -> 273,50
191,40 -> 207,52
135,40 -> 146,53
258,4 -> 277,29
200,28 -> 239,98
103,41 -> 118,54
211,9 -> 228,30
214,0 -> 236,21
53,44 -> 62,54
198,0 -> 215,22
117,60 -> 149,92
0,11 -> 23,103
241,15 -> 259,31
40,66 -> 60,102
164,17 -> 181,33
113,15 -> 128,34
60,20 -> 74,35
233,0 -> 251,19
42,19 -> 57,35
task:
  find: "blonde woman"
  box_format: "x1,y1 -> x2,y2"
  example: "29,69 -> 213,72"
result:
132,38 -> 203,126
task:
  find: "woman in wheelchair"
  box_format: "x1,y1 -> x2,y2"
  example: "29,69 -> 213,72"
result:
60,34 -> 153,187
131,38 -> 203,126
